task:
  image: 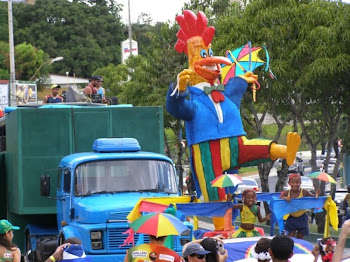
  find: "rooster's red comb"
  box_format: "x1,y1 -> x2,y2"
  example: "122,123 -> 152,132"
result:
174,10 -> 215,54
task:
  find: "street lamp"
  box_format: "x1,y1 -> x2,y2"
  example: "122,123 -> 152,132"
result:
29,56 -> 64,81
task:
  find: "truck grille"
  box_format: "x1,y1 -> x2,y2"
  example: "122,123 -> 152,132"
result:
108,227 -> 131,250
108,228 -> 149,250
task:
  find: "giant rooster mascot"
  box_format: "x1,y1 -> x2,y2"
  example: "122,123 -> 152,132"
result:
166,10 -> 301,230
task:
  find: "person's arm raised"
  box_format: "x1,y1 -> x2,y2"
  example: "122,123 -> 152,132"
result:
333,219 -> 350,262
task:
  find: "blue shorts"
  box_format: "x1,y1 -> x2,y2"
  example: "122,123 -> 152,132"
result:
285,213 -> 309,236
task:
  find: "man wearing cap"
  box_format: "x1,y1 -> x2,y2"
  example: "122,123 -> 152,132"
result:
43,85 -> 64,103
96,77 -> 105,100
0,219 -> 21,262
183,243 -> 211,262
83,76 -> 101,96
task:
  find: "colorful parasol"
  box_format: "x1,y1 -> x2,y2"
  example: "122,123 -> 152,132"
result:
221,42 -> 275,102
221,43 -> 265,84
129,212 -> 188,237
211,174 -> 243,188
308,171 -> 336,184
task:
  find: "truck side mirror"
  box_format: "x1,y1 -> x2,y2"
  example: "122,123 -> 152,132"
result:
40,175 -> 51,196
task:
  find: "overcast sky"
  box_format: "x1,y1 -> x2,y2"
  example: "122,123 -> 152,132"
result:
117,0 -> 187,24
118,0 -> 350,24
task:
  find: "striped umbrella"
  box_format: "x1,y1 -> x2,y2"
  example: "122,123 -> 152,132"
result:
129,213 -> 188,237
211,174 -> 243,188
308,171 -> 336,184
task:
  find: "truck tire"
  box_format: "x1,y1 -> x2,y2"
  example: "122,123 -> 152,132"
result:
25,231 -> 36,262
58,233 -> 65,246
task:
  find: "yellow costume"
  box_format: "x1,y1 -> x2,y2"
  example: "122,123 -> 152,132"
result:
286,189 -> 306,218
232,204 -> 261,238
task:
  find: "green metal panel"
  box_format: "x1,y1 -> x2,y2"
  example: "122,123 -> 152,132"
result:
5,106 -> 164,215
111,106 -> 164,153
0,153 -> 6,219
71,108 -> 111,152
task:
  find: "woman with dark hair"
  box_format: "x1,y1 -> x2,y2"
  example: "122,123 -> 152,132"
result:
0,219 -> 21,262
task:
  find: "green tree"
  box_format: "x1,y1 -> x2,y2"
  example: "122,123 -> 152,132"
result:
92,63 -> 129,98
0,41 -> 9,79
0,41 -> 49,80
12,0 -> 125,78
0,3 -> 8,43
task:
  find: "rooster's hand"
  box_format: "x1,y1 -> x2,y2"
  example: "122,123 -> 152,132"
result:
238,71 -> 258,84
176,69 -> 196,92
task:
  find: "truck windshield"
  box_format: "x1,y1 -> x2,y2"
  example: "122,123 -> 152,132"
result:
74,159 -> 177,196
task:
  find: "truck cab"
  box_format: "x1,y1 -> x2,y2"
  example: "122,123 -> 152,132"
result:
34,138 -> 192,262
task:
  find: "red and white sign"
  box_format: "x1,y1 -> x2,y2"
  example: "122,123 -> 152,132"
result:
121,39 -> 138,63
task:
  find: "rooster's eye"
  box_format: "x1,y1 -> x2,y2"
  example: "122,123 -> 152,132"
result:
200,49 -> 207,58
208,48 -> 213,57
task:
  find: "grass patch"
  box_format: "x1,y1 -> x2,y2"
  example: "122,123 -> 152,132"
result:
262,124 -> 310,151
238,167 -> 259,176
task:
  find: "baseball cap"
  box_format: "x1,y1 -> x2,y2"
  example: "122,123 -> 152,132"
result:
183,243 -> 211,258
0,220 -> 20,234
91,75 -> 102,81
51,84 -> 61,89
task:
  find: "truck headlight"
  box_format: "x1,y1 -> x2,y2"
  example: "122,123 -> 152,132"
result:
91,231 -> 102,240
91,231 -> 103,250
91,241 -> 103,250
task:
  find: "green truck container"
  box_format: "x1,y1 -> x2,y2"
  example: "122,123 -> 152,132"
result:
0,105 -> 164,249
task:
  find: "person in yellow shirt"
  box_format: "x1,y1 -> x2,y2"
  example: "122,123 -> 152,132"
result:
280,173 -> 320,239
232,189 -> 271,238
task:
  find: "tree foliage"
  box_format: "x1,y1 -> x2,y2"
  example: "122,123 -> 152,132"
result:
10,0 -> 125,78
0,41 -> 49,80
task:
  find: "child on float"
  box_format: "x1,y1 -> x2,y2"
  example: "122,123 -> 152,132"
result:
231,189 -> 271,238
280,173 -> 320,239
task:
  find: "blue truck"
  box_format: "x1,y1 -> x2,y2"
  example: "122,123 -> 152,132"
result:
0,105 -> 192,262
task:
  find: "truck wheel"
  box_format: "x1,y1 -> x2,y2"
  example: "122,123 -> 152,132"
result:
25,232 -> 36,262
58,233 -> 65,246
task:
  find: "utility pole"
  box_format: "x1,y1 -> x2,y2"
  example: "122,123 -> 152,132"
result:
8,0 -> 16,106
128,0 -> 132,56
